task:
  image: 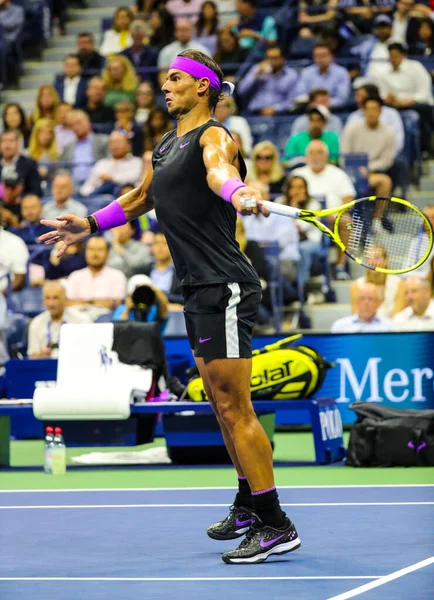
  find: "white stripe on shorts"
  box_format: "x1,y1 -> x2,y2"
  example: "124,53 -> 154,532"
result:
225,283 -> 241,358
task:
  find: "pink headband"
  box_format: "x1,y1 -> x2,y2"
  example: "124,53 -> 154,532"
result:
169,56 -> 235,96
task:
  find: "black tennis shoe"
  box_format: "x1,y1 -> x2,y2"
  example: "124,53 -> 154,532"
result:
222,516 -> 301,564
207,505 -> 255,540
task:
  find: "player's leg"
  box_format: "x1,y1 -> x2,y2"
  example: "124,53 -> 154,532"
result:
195,356 -> 255,540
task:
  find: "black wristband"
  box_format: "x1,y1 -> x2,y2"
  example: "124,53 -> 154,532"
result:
86,215 -> 98,234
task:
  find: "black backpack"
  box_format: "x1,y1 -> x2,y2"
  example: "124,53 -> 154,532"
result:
346,403 -> 434,467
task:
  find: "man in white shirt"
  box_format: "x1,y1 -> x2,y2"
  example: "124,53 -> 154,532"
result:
0,210 -> 28,292
380,42 -> 434,152
392,277 -> 434,331
331,283 -> 392,333
341,96 -> 396,198
293,140 -> 356,279
54,54 -> 87,109
42,173 -> 87,221
391,0 -> 419,44
157,19 -> 210,87
27,280 -> 90,358
365,15 -> 394,82
79,131 -> 143,197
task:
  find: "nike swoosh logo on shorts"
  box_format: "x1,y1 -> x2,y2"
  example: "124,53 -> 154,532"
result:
235,518 -> 252,527
199,337 -> 212,343
259,534 -> 284,548
180,142 -> 190,148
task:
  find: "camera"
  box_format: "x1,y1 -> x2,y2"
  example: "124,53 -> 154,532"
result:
131,285 -> 156,322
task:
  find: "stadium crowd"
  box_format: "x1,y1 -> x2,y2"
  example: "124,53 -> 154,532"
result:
0,0 -> 434,360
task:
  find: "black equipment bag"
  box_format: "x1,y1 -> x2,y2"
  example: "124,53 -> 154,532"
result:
346,403 -> 434,467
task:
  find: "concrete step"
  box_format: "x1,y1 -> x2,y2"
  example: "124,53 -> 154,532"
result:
89,0 -> 121,7
43,49 -> 75,62
48,35 -> 77,49
70,7 -> 115,20
407,192 -> 433,210
2,89 -> 41,104
305,303 -> 351,331
67,19 -> 102,36
419,178 -> 434,192
427,161 -> 434,176
16,76 -> 54,90
332,281 -> 352,304
25,61 -> 61,76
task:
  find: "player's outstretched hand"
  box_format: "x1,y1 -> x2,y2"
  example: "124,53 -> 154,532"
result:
38,214 -> 91,258
231,187 -> 270,217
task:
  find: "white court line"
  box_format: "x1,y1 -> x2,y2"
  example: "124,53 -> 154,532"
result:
327,556 -> 434,600
0,576 -> 382,582
0,484 -> 433,493
1,502 -> 433,510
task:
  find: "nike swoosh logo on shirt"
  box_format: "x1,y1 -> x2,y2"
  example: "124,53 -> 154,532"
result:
199,337 -> 212,343
180,142 -> 190,148
259,534 -> 284,548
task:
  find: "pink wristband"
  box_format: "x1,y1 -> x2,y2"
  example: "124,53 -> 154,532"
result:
93,200 -> 128,232
221,178 -> 247,203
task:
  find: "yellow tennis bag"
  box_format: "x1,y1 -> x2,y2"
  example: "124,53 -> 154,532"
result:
187,334 -> 334,401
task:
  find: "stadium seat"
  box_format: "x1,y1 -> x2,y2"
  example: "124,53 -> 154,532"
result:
400,110 -> 422,182
11,288 -> 44,319
340,153 -> 369,198
261,241 -> 284,333
164,311 -> 187,337
6,313 -> 29,357
95,313 -> 114,323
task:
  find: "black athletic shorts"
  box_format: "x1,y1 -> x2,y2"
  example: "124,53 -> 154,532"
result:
183,282 -> 262,361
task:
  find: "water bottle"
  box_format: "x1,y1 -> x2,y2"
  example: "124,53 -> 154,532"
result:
43,426 -> 55,474
51,427 -> 66,476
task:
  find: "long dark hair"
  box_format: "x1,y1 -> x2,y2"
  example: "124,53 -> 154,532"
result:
2,103 -> 29,143
214,27 -> 240,63
196,1 -> 219,36
150,8 -> 175,49
418,17 -> 434,46
283,175 -> 310,209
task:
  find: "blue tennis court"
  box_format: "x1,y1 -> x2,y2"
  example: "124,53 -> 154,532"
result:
1,485 -> 433,600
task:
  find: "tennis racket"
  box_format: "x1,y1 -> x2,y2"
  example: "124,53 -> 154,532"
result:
261,195 -> 434,275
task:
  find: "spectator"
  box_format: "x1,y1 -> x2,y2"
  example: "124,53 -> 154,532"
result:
402,204 -> 434,281
0,130 -> 42,196
54,54 -> 88,109
120,19 -> 158,80
283,106 -> 339,167
42,173 -> 87,220
114,101 -> 144,156
391,0 -> 420,45
392,277 -> 434,331
237,44 -> 298,115
102,55 -> 138,108
379,42 -> 433,152
292,140 -> 356,279
341,97 -> 396,198
60,110 -> 109,185
106,220 -> 152,278
353,15 -> 393,81
248,141 -> 285,196
0,206 -> 28,292
350,244 -> 406,318
10,194 -> 51,245
276,174 -> 323,293
195,1 -> 219,55
134,82 -> 158,126
0,0 -> 24,78
144,108 -> 173,151
1,103 -> 30,149
55,103 -> 77,153
113,274 -> 169,333
319,28 -> 359,75
290,89 -> 343,137
157,18 -> 211,87
294,43 -> 351,108
343,0 -> 374,35
331,283 -> 392,333
213,27 -> 248,78
144,231 -> 182,302
80,131 -> 143,197
44,241 -> 86,281
27,281 -> 90,359
84,77 -> 115,125
28,118 -> 59,166
66,236 -> 127,316
214,97 -> 252,156
166,0 -> 204,23
100,6 -> 133,57
298,0 -> 339,37
409,17 -> 434,57
29,85 -> 60,129
76,32 -> 105,73
346,81 -> 405,153
149,8 -> 175,51
1,170 -> 23,227
230,0 -> 277,51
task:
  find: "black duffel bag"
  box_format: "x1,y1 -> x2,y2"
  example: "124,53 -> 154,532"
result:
346,403 -> 434,467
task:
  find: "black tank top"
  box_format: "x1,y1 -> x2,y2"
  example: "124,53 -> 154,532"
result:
151,120 -> 260,287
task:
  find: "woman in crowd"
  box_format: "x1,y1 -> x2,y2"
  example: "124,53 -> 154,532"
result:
144,107 -> 172,151
409,18 -> 434,59
114,101 -> 144,156
102,55 -> 138,107
54,102 -> 76,153
1,103 -> 30,149
28,119 -> 60,189
149,8 -> 175,50
135,81 -> 158,125
29,85 -> 60,128
213,27 -> 247,78
196,1 -> 220,55
248,141 -> 286,196
100,6 -> 133,56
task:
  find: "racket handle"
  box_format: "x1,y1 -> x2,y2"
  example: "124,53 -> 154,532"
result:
261,201 -> 301,219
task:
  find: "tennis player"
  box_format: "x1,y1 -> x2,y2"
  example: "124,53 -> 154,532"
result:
39,50 -> 301,564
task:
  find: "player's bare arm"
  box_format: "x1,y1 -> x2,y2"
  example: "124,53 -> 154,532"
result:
201,126 -> 269,216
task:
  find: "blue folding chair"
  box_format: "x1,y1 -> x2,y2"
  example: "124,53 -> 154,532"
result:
6,312 -> 29,357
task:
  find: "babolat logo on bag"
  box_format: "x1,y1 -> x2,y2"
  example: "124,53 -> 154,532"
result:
187,335 -> 333,401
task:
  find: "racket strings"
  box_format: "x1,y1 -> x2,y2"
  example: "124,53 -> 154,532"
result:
339,199 -> 430,272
